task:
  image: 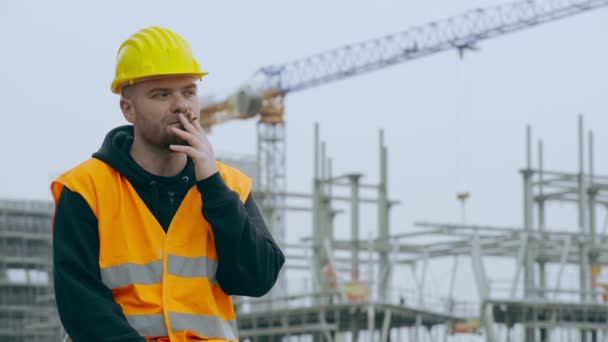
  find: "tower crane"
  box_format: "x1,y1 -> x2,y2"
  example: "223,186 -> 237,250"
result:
198,0 -> 608,298
201,0 -> 608,128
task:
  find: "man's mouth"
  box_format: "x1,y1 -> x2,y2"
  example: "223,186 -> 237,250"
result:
168,122 -> 184,130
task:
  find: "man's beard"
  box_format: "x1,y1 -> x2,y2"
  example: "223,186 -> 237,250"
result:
142,126 -> 189,150
163,129 -> 189,149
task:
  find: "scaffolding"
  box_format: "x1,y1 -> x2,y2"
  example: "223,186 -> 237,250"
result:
236,117 -> 608,342
0,199 -> 61,342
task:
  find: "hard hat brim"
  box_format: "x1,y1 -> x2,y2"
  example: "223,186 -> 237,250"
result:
111,72 -> 208,94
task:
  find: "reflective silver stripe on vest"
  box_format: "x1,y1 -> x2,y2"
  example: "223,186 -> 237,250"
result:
167,255 -> 218,285
169,312 -> 238,340
126,314 -> 168,337
100,260 -> 163,289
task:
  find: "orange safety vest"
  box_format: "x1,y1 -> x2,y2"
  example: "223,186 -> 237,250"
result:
51,158 -> 252,342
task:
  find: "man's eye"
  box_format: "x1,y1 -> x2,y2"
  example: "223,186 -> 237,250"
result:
152,91 -> 169,98
185,89 -> 197,96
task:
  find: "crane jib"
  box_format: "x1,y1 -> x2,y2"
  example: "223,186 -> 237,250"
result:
255,0 -> 608,95
200,0 -> 608,120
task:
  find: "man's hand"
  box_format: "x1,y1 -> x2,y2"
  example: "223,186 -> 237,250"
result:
169,111 -> 218,181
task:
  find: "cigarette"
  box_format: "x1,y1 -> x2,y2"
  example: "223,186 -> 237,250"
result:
184,109 -> 198,122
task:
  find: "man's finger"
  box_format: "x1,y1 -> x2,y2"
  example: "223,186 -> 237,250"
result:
178,113 -> 197,134
171,126 -> 201,148
179,112 -> 209,141
169,144 -> 196,156
187,110 -> 203,133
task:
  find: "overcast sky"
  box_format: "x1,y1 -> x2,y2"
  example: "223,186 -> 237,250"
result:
3,0 -> 608,311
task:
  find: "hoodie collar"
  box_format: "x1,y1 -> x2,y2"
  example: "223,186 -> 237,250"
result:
92,125 -> 196,189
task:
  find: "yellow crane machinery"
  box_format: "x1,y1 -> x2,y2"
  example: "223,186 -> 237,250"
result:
200,88 -> 283,130
198,0 -> 608,303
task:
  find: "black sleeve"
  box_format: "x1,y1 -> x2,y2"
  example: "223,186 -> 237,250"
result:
53,187 -> 146,342
197,172 -> 285,297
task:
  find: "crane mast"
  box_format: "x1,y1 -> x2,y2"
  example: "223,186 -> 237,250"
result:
199,0 -> 608,305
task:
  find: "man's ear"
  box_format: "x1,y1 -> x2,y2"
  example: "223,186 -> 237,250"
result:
120,96 -> 135,124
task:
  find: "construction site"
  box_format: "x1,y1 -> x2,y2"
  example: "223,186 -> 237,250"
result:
2,1 -> 608,342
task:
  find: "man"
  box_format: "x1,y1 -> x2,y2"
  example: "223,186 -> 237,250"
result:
51,26 -> 285,342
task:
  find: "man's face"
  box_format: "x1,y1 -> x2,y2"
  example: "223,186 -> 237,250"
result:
120,75 -> 201,150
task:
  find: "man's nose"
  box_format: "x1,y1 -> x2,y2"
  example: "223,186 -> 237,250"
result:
170,93 -> 189,113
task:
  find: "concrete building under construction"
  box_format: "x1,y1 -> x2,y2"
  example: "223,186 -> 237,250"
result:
233,116 -> 608,342
0,199 -> 60,342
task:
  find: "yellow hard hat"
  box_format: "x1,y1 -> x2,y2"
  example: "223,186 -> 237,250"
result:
111,26 -> 207,94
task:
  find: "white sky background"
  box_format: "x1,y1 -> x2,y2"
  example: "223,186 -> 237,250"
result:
2,0 -> 608,312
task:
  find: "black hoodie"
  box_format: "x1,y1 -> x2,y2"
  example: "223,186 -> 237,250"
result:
52,126 -> 285,342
